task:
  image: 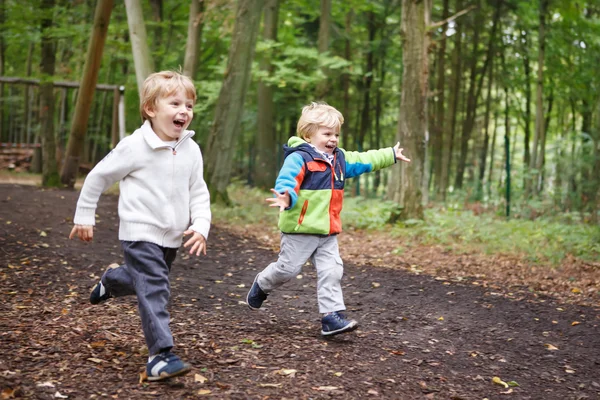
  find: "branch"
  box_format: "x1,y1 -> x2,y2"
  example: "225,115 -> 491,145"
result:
429,5 -> 477,30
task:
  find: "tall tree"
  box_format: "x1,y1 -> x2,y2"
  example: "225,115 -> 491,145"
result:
388,0 -> 431,220
0,0 -> 5,142
254,0 -> 279,190
39,0 -> 59,186
440,0 -> 464,199
315,0 -> 332,98
125,0 -> 154,95
60,0 -> 113,187
183,0 -> 205,79
432,0 -> 450,198
529,0 -> 548,196
454,0 -> 498,190
204,0 -> 265,205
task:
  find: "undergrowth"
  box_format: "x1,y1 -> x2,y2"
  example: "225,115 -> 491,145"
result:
214,182 -> 600,267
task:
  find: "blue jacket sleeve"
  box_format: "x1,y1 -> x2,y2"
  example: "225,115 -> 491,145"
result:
273,152 -> 305,209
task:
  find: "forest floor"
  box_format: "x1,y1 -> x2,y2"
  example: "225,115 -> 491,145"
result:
1,183 -> 599,400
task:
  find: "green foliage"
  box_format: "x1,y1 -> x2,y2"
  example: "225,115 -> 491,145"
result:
216,183 -> 600,267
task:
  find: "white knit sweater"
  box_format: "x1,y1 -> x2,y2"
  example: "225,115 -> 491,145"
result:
74,120 -> 211,248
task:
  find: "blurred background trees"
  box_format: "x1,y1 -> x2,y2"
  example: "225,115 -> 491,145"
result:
0,0 -> 599,223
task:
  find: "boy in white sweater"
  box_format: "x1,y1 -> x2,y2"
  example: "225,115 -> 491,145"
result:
69,71 -> 211,381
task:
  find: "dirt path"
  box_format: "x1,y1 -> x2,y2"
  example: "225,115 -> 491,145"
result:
1,184 -> 599,399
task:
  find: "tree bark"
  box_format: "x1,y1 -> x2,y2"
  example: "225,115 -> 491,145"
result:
476,55 -> 494,200
387,0 -> 431,220
254,0 -> 279,190
183,0 -> 205,79
454,0 -> 499,190
432,0 -> 449,198
125,0 -> 155,96
60,0 -> 113,187
316,0 -> 332,98
530,0 -> 548,197
0,0 -> 5,142
440,0 -> 463,200
204,0 -> 265,205
40,0 -> 59,187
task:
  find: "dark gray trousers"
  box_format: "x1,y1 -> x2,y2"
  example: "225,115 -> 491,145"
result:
102,241 -> 177,355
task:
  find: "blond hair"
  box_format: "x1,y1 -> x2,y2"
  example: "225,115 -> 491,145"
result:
140,71 -> 197,121
296,102 -> 344,140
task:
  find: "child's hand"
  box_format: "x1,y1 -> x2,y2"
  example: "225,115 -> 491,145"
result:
69,224 -> 94,242
266,189 -> 290,212
183,230 -> 207,256
393,142 -> 411,163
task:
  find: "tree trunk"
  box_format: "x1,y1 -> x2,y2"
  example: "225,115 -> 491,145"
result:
204,0 -> 264,205
40,0 -> 59,187
358,11 -> 376,151
60,0 -> 113,187
125,0 -> 155,96
476,56 -> 494,200
432,0 -> 449,198
454,0 -> 498,190
341,10 -> 353,147
530,0 -> 548,197
440,0 -> 463,200
387,0 -> 431,221
315,0 -> 332,98
0,0 -> 5,142
183,0 -> 205,79
520,30 -> 532,169
254,0 -> 279,190
537,89 -> 553,192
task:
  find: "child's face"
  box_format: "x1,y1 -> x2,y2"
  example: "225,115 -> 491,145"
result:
145,87 -> 194,141
307,125 -> 339,154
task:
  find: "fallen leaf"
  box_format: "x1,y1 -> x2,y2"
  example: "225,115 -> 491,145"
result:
544,344 -> 559,351
313,386 -> 340,391
275,369 -> 297,377
36,382 -> 55,388
194,374 -> 208,384
571,288 -> 581,294
1,388 -> 16,399
87,358 -> 104,364
372,282 -> 381,288
54,391 -> 68,399
571,321 -> 580,326
492,376 -> 509,388
259,383 -> 282,388
139,370 -> 148,384
197,389 -> 212,395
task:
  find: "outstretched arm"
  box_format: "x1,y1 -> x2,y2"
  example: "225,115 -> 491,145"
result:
393,142 -> 411,163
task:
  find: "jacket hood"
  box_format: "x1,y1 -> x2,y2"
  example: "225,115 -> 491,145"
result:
283,136 -> 334,160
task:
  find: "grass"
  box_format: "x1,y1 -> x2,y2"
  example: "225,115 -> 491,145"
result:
214,182 -> 600,267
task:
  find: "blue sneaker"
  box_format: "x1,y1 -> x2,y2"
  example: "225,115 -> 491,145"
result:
246,274 -> 268,310
146,352 -> 191,381
321,312 -> 359,336
89,281 -> 112,305
90,264 -> 120,305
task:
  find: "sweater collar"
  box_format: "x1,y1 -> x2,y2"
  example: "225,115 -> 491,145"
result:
140,120 -> 195,150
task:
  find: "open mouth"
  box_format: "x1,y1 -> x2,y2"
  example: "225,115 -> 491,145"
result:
173,119 -> 186,128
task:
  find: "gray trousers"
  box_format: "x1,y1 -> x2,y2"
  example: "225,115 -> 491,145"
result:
102,241 -> 177,355
257,233 -> 345,313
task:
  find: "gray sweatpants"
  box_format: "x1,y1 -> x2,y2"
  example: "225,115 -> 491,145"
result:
257,233 -> 345,313
101,241 -> 177,355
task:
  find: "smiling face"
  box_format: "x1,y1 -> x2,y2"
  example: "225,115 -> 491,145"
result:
145,88 -> 194,141
307,125 -> 340,154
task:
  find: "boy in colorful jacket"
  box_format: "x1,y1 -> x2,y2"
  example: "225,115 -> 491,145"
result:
246,102 -> 410,336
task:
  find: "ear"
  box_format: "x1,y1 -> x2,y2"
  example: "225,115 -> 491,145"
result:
144,105 -> 156,118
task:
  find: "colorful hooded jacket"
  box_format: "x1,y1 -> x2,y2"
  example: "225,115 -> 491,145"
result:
275,136 -> 397,235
